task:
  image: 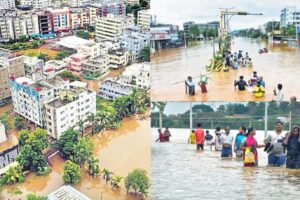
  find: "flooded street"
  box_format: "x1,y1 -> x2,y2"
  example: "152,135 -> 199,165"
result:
151,128 -> 300,200
151,38 -> 300,101
1,117 -> 151,200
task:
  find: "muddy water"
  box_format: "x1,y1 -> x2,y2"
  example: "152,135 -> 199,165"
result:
2,117 -> 150,200
151,38 -> 300,101
151,128 -> 300,200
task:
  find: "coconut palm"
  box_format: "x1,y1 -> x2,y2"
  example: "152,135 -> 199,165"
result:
110,175 -> 123,188
102,168 -> 114,183
152,102 -> 167,129
87,113 -> 97,135
114,97 -> 129,119
96,111 -> 110,130
78,119 -> 85,137
129,87 -> 139,114
87,156 -> 100,176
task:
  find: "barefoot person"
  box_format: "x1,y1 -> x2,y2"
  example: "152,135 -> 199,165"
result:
220,126 -> 233,158
273,84 -> 284,102
198,74 -> 209,93
195,123 -> 205,150
240,127 -> 265,167
215,127 -> 222,151
234,76 -> 248,91
188,130 -> 196,144
283,126 -> 300,169
205,130 -> 214,150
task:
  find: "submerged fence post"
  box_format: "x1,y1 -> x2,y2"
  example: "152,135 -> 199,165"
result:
264,102 -> 268,137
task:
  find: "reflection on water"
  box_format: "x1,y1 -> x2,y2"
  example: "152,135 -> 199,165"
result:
151,129 -> 300,200
2,117 -> 150,200
151,38 -> 300,101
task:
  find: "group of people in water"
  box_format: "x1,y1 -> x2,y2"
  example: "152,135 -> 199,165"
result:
155,128 -> 172,142
157,121 -> 300,169
224,50 -> 253,71
234,71 -> 284,101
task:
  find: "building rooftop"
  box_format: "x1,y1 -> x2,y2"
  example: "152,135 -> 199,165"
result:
56,36 -> 93,50
48,185 -> 91,200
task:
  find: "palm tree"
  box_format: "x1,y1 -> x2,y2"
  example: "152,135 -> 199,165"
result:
129,87 -> 139,114
87,113 -> 97,135
102,168 -> 114,183
87,156 -> 100,176
96,111 -> 110,130
110,175 -> 123,188
114,97 -> 129,119
78,119 -> 85,137
152,102 -> 167,129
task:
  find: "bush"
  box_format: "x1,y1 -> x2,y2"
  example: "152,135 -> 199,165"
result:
27,193 -> 47,200
62,160 -> 81,184
0,165 -> 25,185
125,169 -> 150,198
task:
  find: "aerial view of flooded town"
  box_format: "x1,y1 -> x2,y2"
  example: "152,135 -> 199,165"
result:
150,0 -> 300,102
0,0 -> 150,199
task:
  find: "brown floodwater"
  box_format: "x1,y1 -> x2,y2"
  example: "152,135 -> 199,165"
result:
1,116 -> 150,200
151,128 -> 300,200
151,38 -> 300,101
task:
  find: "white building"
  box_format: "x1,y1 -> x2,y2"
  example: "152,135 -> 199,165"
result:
108,48 -> 129,68
119,62 -> 150,90
0,0 -> 15,10
20,0 -> 52,9
120,27 -> 150,61
0,123 -> 6,144
0,13 -> 39,40
99,78 -> 133,100
24,56 -> 44,75
281,6 -> 300,28
10,76 -> 70,127
68,0 -> 92,7
82,55 -> 110,78
137,9 -> 150,29
48,185 -> 91,200
45,87 -> 96,139
95,14 -> 134,41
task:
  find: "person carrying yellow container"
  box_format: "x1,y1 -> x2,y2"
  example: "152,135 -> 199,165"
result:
188,130 -> 196,144
252,82 -> 265,98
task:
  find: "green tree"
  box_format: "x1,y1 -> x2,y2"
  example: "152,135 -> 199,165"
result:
31,41 -> 39,49
72,137 -> 93,167
27,194 -> 47,200
102,168 -> 114,183
18,129 -> 30,146
124,169 -> 150,198
188,25 -> 200,40
14,115 -> 25,130
283,25 -> 296,37
0,165 -> 25,185
152,102 -> 167,129
87,156 -> 100,176
140,46 -> 150,62
63,160 -> 81,184
78,120 -> 85,137
111,175 -> 123,188
56,129 -> 80,159
87,113 -> 97,135
38,53 -> 50,62
55,51 -> 73,60
0,112 -> 11,130
76,30 -> 90,39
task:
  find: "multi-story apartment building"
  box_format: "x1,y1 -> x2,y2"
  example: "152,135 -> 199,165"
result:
281,6 -> 300,28
70,8 -> 90,29
37,11 -> 53,35
108,48 -> 129,68
24,56 -> 44,75
0,49 -> 25,102
137,9 -> 150,28
82,55 -> 109,78
119,63 -> 150,90
20,0 -> 52,9
44,87 -> 96,139
95,14 -> 134,41
125,0 -> 139,5
0,12 -> 39,40
120,27 -> 150,61
99,78 -> 133,100
68,0 -> 92,7
9,75 -> 70,127
0,0 -> 15,10
49,7 -> 71,32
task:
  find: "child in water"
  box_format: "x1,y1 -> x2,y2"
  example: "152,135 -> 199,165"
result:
188,130 -> 196,144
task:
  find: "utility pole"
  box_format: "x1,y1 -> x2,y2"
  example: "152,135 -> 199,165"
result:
190,102 -> 193,131
184,31 -> 187,48
264,102 -> 269,137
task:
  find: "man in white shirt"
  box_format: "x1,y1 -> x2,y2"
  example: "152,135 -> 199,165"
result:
185,76 -> 195,96
264,121 -> 286,167
273,84 -> 284,102
220,126 -> 234,158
